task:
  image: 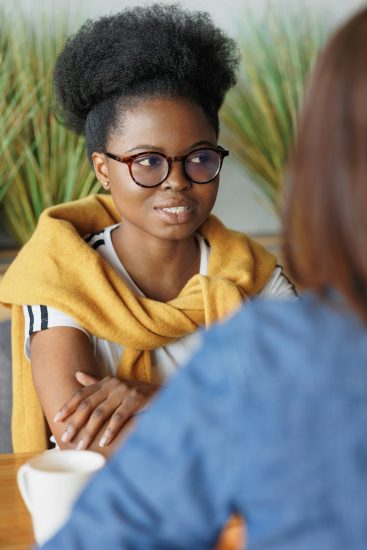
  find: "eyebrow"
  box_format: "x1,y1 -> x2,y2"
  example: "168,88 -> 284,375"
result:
124,140 -> 216,154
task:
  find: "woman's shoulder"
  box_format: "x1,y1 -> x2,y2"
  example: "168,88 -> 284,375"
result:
231,291 -> 358,353
209,291 -> 320,343
195,291 -> 366,392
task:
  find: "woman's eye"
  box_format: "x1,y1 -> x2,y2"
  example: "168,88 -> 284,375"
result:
135,155 -> 163,167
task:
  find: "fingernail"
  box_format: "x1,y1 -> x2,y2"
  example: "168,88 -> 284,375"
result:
53,411 -> 62,422
99,435 -> 108,448
61,424 -> 74,442
76,440 -> 85,450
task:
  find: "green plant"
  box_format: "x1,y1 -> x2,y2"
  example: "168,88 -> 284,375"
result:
220,7 -> 326,211
0,5 -> 101,245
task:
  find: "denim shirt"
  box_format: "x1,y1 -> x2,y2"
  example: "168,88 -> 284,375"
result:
39,292 -> 367,549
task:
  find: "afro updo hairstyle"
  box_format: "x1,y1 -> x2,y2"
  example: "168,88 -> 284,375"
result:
54,3 -> 240,160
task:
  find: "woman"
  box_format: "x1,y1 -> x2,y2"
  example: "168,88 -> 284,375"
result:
38,6 -> 367,550
0,4 -> 294,455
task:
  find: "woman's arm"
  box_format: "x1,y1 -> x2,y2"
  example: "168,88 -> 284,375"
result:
30,327 -> 142,457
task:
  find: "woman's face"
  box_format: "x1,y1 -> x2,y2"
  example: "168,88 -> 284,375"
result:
92,97 -> 220,244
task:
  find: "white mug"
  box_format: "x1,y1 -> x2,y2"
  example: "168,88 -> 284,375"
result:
17,449 -> 106,545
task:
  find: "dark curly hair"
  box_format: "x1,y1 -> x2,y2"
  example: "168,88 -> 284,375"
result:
53,3 -> 239,159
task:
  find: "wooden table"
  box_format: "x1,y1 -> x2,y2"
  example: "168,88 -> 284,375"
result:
0,452 -> 244,550
0,452 -> 35,550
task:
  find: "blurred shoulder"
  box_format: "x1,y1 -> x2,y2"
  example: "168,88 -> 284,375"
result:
204,291 -> 319,354
190,292 -> 340,393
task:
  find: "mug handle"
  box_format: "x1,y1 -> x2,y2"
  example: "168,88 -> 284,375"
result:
17,464 -> 33,513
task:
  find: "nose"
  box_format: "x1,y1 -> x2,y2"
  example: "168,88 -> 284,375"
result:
161,159 -> 192,191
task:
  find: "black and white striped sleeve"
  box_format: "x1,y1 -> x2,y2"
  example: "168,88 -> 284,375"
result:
258,266 -> 297,300
22,305 -> 91,360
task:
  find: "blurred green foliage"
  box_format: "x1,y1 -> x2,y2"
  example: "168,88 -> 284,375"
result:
0,5 -> 100,245
221,7 -> 326,213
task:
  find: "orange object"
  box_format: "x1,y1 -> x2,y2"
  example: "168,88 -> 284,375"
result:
215,515 -> 245,550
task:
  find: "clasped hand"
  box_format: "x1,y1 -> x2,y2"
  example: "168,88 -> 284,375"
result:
53,372 -> 158,450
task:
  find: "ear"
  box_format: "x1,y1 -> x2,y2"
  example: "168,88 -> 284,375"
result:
92,152 -> 110,190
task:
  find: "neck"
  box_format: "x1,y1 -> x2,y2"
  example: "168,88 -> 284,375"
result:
111,225 -> 201,301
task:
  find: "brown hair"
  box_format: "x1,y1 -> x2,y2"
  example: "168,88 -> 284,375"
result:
283,8 -> 367,321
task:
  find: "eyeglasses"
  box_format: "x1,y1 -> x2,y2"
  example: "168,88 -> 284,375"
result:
104,147 -> 229,188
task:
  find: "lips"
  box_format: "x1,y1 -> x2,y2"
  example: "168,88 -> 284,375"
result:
154,200 -> 196,210
154,200 -> 197,224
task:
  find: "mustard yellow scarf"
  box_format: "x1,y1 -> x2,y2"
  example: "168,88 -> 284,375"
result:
0,195 -> 276,451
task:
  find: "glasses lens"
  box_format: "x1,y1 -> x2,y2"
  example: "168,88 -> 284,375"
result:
185,149 -> 222,183
131,153 -> 168,186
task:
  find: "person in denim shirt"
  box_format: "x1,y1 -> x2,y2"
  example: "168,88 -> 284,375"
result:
39,6 -> 367,550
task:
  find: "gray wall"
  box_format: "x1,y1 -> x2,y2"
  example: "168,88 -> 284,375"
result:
8,0 -> 367,235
